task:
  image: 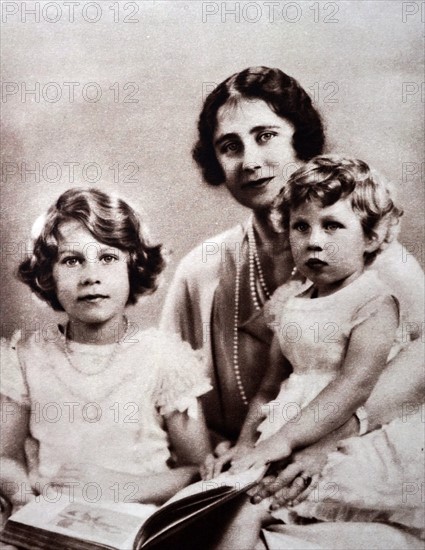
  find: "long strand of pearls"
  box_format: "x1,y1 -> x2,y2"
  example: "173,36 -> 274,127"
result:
248,223 -> 271,301
233,256 -> 249,405
233,221 -> 273,406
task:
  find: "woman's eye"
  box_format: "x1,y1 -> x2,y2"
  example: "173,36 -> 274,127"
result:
221,141 -> 239,154
62,257 -> 81,267
258,132 -> 276,143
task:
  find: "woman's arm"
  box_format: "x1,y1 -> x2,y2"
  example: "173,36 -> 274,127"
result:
364,240 -> 424,427
0,395 -> 34,510
231,297 -> 399,471
238,337 -> 290,446
203,337 -> 290,479
364,337 -> 424,429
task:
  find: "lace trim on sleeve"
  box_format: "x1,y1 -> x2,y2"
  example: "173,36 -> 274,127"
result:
264,280 -> 307,330
153,332 -> 212,419
0,330 -> 30,406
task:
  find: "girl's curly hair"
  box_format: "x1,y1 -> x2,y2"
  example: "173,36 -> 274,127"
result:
272,155 -> 403,264
18,187 -> 165,310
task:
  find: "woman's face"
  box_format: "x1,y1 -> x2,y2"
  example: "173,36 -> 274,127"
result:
213,98 -> 300,211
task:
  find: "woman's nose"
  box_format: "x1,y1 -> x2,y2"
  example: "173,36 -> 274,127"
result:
241,141 -> 262,172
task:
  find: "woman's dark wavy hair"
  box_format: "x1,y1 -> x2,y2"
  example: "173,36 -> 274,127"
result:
272,155 -> 403,264
18,187 -> 165,311
193,66 -> 325,185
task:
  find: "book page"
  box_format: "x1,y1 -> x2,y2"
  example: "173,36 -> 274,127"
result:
164,466 -> 267,506
10,499 -> 157,550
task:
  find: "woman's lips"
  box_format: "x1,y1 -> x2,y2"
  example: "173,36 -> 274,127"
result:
242,177 -> 274,190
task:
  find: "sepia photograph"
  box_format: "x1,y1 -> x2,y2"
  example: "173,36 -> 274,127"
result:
1,1 -> 424,548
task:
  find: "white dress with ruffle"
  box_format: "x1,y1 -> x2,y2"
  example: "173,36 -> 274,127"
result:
258,270 -> 402,443
0,327 -> 211,487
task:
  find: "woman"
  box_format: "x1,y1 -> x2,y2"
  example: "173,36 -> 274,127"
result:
161,66 -> 326,442
161,67 -> 424,548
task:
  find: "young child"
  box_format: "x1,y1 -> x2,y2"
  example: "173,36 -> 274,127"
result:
204,156 -> 405,548
1,187 -> 212,514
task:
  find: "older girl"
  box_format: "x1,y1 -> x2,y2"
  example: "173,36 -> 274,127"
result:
1,187 -> 211,514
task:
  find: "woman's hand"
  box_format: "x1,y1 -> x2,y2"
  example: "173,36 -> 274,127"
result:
249,418 -> 357,507
253,444 -> 324,508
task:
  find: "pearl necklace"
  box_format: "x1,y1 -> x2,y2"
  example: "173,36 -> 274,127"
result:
233,256 -> 248,405
233,222 -> 272,406
63,316 -> 129,376
247,223 -> 272,305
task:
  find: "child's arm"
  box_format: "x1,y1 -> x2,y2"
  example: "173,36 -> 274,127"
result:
231,295 -> 399,472
203,336 -> 291,479
51,403 -> 211,506
0,395 -> 35,510
52,462 -> 202,505
165,401 -> 212,466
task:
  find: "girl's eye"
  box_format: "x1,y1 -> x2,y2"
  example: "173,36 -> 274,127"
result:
62,257 -> 81,267
292,222 -> 309,233
258,132 -> 276,143
100,254 -> 118,264
324,222 -> 343,231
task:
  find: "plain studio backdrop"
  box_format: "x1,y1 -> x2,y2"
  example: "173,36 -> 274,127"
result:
1,0 -> 424,336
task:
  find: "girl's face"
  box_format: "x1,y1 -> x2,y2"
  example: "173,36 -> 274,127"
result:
289,198 -> 376,295
52,220 -> 130,331
213,98 -> 299,211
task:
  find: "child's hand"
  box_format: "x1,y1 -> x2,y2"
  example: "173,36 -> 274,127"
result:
53,462 -> 105,484
49,463 -> 118,500
200,443 -> 255,480
230,439 -> 292,474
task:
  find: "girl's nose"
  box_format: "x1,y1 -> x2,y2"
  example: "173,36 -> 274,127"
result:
307,227 -> 325,250
80,261 -> 101,285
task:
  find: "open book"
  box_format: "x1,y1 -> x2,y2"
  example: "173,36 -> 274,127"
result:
0,467 -> 265,550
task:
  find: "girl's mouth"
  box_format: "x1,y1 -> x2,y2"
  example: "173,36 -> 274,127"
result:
242,177 -> 274,190
78,294 -> 108,303
305,258 -> 328,270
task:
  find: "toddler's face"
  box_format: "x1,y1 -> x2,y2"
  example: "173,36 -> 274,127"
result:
52,220 -> 130,330
289,198 -> 375,295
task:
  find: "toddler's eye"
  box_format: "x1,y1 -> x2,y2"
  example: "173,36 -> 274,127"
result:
292,222 -> 309,233
62,257 -> 81,267
258,132 -> 276,143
